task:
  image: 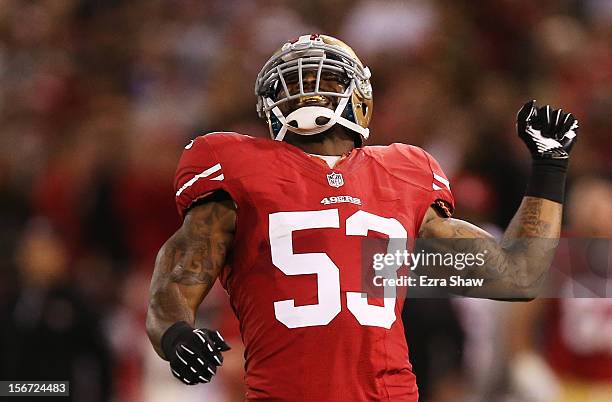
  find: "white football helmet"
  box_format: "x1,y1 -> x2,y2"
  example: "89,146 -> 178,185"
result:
255,34 -> 373,144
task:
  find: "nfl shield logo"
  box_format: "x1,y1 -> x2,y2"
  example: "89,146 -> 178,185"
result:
327,172 -> 344,188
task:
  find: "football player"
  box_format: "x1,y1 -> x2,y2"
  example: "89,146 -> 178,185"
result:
146,34 -> 579,401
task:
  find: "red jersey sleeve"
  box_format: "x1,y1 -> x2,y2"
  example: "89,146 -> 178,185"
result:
384,143 -> 455,217
174,133 -> 233,219
421,149 -> 455,217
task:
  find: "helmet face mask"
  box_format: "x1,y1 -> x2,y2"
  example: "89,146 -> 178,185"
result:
255,34 -> 373,143
274,70 -> 347,115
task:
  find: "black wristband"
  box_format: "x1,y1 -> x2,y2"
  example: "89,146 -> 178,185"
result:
161,321 -> 193,361
525,158 -> 568,203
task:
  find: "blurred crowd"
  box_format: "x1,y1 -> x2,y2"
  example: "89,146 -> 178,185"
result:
0,1 -> 611,401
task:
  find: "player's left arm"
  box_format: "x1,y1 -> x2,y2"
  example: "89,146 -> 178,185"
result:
418,197 -> 560,299
417,101 -> 578,300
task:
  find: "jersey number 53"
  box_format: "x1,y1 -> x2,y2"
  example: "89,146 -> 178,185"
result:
269,209 -> 407,330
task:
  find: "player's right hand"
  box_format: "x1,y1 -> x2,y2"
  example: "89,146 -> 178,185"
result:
162,322 -> 231,385
516,100 -> 579,160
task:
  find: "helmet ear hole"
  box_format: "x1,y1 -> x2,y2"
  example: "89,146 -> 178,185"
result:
348,91 -> 373,134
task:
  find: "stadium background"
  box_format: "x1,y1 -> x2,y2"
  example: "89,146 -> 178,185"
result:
0,1 -> 611,401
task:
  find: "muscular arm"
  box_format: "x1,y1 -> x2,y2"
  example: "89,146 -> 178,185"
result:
414,101 -> 579,299
146,198 -> 236,358
417,196 -> 562,299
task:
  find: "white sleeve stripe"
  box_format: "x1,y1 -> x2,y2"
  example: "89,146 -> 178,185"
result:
210,173 -> 224,181
433,173 -> 450,190
433,173 -> 449,186
176,163 -> 222,196
432,183 -> 443,191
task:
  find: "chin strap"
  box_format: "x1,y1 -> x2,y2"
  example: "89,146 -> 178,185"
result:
266,83 -> 369,142
287,106 -> 337,134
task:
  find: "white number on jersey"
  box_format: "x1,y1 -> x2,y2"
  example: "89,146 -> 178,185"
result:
269,209 -> 407,329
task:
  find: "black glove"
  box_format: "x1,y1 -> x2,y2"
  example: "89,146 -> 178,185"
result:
516,100 -> 579,203
517,100 -> 579,160
161,321 -> 231,385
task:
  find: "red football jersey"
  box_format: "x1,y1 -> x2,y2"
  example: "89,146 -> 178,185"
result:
174,132 -> 454,401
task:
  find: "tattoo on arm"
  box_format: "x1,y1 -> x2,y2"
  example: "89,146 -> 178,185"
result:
504,197 -> 558,239
146,198 -> 236,357
168,237 -> 214,286
418,196 -> 562,299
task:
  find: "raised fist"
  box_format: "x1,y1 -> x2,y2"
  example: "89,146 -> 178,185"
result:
517,100 -> 578,160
